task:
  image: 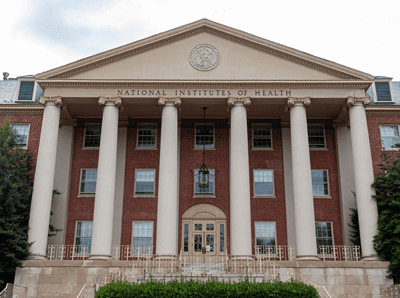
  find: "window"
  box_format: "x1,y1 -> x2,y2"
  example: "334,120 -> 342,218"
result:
16,81 -> 35,101
132,221 -> 153,254
11,124 -> 30,147
135,169 -> 155,196
380,125 -> 400,149
194,169 -> 215,195
311,170 -> 329,196
254,170 -> 274,196
84,124 -> 101,147
80,169 -> 97,195
195,124 -> 214,148
252,124 -> 272,149
308,125 -> 325,148
75,221 -> 93,253
375,82 -> 393,102
255,222 -> 276,254
315,222 -> 333,254
137,124 -> 157,148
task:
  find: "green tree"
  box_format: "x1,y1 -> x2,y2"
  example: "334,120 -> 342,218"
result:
348,207 -> 361,247
0,118 -> 33,288
372,152 -> 400,284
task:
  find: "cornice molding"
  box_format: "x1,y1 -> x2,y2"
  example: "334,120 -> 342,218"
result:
158,97 -> 181,107
227,97 -> 251,107
35,20 -> 374,81
37,80 -> 372,90
0,109 -> 43,114
366,110 -> 400,115
288,97 -> 311,107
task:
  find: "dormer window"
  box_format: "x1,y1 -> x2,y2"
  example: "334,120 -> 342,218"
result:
14,77 -> 40,102
372,78 -> 395,103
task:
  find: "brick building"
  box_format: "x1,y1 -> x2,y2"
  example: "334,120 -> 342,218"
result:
1,19 -> 398,297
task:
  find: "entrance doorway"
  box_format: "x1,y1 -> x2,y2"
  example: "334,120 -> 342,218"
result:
181,204 -> 227,256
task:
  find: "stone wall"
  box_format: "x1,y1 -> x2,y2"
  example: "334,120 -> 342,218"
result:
14,260 -> 393,298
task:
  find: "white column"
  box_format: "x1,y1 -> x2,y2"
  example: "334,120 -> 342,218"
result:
228,97 -> 252,255
288,97 -> 319,261
89,97 -> 121,260
347,96 -> 380,260
156,97 -> 180,255
28,96 -> 62,259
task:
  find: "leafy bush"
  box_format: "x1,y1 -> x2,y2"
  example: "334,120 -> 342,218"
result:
95,277 -> 320,298
373,153 -> 400,283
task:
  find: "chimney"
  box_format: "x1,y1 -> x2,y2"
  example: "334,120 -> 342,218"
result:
3,72 -> 9,80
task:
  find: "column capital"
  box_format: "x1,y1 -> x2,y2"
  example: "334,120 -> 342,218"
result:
39,96 -> 62,107
227,97 -> 251,107
98,96 -> 122,106
158,97 -> 181,107
287,97 -> 311,108
347,96 -> 370,107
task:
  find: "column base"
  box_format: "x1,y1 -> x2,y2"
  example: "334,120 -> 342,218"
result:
88,254 -> 112,261
296,255 -> 320,261
362,254 -> 382,261
27,254 -> 47,260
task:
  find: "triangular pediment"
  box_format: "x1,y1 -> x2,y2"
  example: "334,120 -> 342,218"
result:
36,19 -> 374,81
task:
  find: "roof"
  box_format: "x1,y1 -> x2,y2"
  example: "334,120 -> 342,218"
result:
0,77 -> 43,104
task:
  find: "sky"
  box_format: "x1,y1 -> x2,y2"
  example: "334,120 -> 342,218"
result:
1,0 -> 400,80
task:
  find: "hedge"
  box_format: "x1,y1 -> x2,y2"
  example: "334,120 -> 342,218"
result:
95,277 -> 320,298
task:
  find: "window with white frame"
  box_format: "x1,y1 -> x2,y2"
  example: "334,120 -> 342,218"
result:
311,170 -> 329,196
253,170 -> 274,196
80,169 -> 97,195
137,124 -> 157,148
308,125 -> 325,148
75,221 -> 93,253
252,124 -> 272,149
380,125 -> 400,149
195,124 -> 214,148
135,169 -> 155,196
315,222 -> 333,254
84,124 -> 101,147
194,169 -> 215,195
11,124 -> 30,147
132,221 -> 153,254
255,222 -> 276,254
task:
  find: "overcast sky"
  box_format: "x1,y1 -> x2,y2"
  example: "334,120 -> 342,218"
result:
1,0 -> 399,80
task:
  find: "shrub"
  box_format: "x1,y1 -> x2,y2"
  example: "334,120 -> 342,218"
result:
95,277 -> 320,298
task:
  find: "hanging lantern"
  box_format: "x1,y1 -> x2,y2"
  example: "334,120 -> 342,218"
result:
198,162 -> 209,188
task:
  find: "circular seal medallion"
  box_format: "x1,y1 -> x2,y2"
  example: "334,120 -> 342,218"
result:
189,44 -> 220,71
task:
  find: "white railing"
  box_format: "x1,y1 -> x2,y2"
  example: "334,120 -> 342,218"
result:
76,253 -> 331,298
381,284 -> 400,298
112,245 -> 153,260
47,245 -> 90,260
255,245 -> 295,261
318,245 -> 361,261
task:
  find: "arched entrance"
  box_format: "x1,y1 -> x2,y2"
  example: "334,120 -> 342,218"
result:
181,204 -> 227,256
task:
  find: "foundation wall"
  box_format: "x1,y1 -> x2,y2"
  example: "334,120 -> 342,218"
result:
15,260 -> 392,298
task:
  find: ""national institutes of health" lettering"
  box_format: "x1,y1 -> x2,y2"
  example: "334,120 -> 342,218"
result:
117,89 -> 292,98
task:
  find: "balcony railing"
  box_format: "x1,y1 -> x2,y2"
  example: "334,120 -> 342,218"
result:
255,245 -> 295,261
113,245 -> 153,260
318,245 -> 361,261
45,244 -> 360,261
46,245 -> 90,260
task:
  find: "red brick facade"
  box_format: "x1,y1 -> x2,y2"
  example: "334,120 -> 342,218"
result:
7,111 -> 397,252
59,117 -> 347,251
